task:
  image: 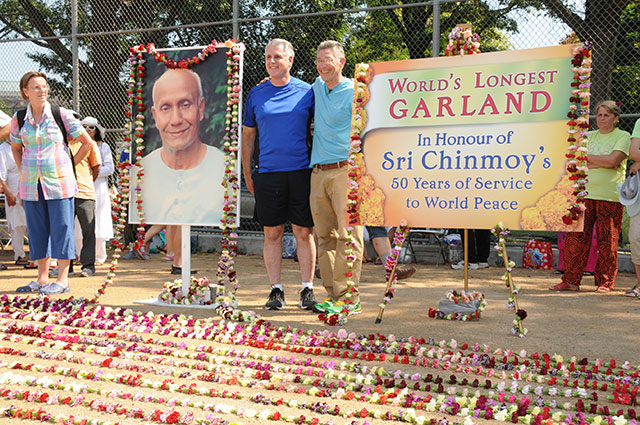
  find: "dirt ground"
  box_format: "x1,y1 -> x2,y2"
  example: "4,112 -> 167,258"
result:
2,248 -> 639,362
2,246 -> 640,425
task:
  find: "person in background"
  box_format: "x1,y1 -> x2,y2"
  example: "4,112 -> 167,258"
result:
450,229 -> 491,270
365,226 -> 416,280
11,71 -> 93,294
550,100 -> 630,293
1,111 -> 31,270
81,117 -> 114,265
67,121 -> 101,277
623,117 -> 640,299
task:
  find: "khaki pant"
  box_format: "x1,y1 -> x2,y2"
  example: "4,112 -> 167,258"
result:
630,213 -> 640,265
310,166 -> 363,301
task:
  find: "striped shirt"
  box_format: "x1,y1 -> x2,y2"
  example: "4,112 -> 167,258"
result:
9,102 -> 85,201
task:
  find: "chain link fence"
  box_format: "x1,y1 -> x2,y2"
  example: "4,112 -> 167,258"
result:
1,0 -> 638,234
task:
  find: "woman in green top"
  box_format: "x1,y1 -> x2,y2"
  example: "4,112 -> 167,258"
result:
550,100 -> 630,293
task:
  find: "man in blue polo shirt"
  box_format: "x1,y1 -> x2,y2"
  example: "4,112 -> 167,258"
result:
242,38 -> 317,311
309,40 -> 364,316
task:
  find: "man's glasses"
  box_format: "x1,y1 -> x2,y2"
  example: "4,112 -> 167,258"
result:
83,125 -> 96,130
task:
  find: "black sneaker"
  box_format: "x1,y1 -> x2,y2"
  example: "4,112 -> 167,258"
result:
265,287 -> 286,310
298,287 -> 317,310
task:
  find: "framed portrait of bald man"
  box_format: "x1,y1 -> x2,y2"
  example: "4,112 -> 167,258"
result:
129,45 -> 240,226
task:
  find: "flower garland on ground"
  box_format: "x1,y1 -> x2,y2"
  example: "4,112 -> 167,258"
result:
2,297 -> 640,425
158,276 -> 213,305
3,295 -> 639,381
91,40 -> 246,310
427,291 -> 487,321
1,303 -> 640,425
2,318 -> 640,415
563,42 -> 592,226
444,26 -> 481,56
4,330 -> 638,414
491,223 -> 527,337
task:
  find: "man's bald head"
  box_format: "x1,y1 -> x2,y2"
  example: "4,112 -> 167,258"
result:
152,68 -> 203,105
151,68 -> 206,157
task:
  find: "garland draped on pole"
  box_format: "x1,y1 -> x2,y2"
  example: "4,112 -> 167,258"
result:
492,223 -> 527,337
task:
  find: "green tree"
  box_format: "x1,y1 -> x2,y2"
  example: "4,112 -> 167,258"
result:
0,0 -> 244,130
611,1 -> 640,128
243,0 -> 519,86
537,0 -> 634,106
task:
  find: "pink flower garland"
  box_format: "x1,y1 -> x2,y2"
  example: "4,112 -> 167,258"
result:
562,42 -> 592,226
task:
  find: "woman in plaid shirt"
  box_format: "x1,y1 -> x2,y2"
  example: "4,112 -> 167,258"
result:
10,72 -> 94,295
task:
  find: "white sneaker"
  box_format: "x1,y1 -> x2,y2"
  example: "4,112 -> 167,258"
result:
477,262 -> 489,269
451,261 -> 478,270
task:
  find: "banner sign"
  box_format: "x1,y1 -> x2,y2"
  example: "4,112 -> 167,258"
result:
352,45 -> 584,231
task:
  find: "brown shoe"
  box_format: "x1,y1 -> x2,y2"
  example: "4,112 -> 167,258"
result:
395,266 -> 417,280
549,282 -> 579,291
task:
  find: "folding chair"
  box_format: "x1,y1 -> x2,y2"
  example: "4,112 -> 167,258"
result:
404,228 -> 448,265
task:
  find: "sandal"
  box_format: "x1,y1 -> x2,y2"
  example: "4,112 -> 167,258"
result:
0,264 -> 7,271
39,282 -> 70,295
595,286 -> 611,293
16,281 -> 42,292
23,262 -> 37,269
624,286 -> 640,298
15,257 -> 28,266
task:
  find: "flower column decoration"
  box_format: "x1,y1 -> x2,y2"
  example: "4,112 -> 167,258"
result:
444,26 -> 481,56
215,40 -> 244,309
91,46 -> 146,303
492,222 -> 527,337
563,42 -> 592,226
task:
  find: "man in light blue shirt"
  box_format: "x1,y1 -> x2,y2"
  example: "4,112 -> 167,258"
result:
309,40 -> 364,315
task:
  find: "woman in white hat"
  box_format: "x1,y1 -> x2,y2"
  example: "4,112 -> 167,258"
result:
81,116 -> 114,265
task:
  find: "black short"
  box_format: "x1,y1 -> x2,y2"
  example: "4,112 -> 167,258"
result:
253,169 -> 314,228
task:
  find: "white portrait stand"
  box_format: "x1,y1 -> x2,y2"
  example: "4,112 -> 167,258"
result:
181,224 -> 191,292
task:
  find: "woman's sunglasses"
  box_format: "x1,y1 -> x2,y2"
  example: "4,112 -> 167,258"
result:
83,125 -> 96,130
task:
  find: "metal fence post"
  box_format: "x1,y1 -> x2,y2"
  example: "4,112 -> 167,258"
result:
432,0 -> 440,57
233,0 -> 239,40
71,0 -> 79,111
